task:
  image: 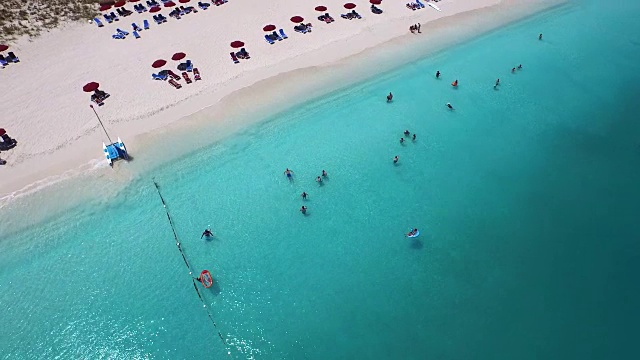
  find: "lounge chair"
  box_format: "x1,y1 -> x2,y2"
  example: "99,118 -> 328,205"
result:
239,48 -> 250,59
168,79 -> 182,89
7,52 -> 19,63
371,5 -> 383,14
143,19 -> 150,29
193,68 -> 201,81
279,29 -> 288,39
133,31 -> 140,39
152,72 -> 168,80
110,12 -> 119,21
416,0 -> 426,8
182,72 -> 192,84
94,18 -> 104,27
132,23 -> 142,31
351,10 -> 362,19
0,55 -> 8,67
230,52 -> 239,64
325,13 -> 335,22
116,28 -> 129,36
153,15 -> 162,24
167,70 -> 181,80
159,14 -> 168,22
198,2 -> 210,9
112,33 -> 125,40
121,7 -> 133,16
264,35 -> 275,44
103,14 -> 113,24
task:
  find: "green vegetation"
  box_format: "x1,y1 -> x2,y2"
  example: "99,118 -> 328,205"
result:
0,0 -> 99,42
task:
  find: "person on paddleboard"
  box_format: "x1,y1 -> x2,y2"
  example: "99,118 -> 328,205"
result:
406,228 -> 418,237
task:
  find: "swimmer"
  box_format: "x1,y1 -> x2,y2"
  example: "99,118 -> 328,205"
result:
511,67 -> 516,73
316,176 -> 323,183
387,92 -> 393,102
539,33 -> 542,40
412,134 -> 416,141
393,155 -> 399,163
436,70 -> 440,78
446,102 -> 453,109
301,191 -> 308,199
322,170 -> 327,177
404,130 -> 410,136
517,64 -> 522,69
300,206 -> 307,214
201,229 -> 213,239
400,137 -> 405,144
495,78 -> 500,86
284,168 -> 294,178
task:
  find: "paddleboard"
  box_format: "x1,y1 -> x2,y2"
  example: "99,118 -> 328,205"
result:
407,230 -> 420,238
428,3 -> 442,11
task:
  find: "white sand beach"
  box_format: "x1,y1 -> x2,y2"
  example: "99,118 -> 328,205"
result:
0,0 -> 563,202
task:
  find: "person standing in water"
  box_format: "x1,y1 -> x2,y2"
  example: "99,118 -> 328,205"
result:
436,71 -> 441,79
322,170 -> 327,178
284,168 -> 294,179
412,134 -> 416,141
446,103 -> 453,109
517,64 -> 522,69
539,33 -> 543,40
400,137 -> 405,144
316,176 -> 323,183
393,155 -> 399,163
201,229 -> 213,239
495,78 -> 500,86
387,92 -> 393,102
404,130 -> 410,136
300,206 -> 307,214
301,192 -> 308,200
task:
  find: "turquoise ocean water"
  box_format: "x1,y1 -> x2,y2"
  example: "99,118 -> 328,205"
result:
2,1 -> 640,358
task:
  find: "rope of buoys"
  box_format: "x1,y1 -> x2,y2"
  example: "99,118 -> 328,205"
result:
153,180 -> 232,358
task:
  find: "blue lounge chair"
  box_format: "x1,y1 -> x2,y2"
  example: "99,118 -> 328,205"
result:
133,31 -> 140,39
143,19 -> 150,29
198,2 -> 210,9
112,33 -> 125,40
264,35 -> 275,44
152,73 -> 168,80
110,12 -> 119,21
0,55 -> 8,67
7,52 -> 19,63
116,28 -> 129,36
279,29 -> 288,39
185,60 -> 193,72
416,0 -> 425,8
153,15 -> 162,24
132,23 -> 142,31
103,14 -> 113,24
94,18 -> 104,27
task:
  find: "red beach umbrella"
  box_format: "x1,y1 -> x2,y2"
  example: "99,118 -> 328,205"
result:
129,0 -> 140,3
152,59 -> 167,68
315,6 -> 327,12
370,0 -> 381,4
0,45 -> 8,52
263,24 -> 276,32
149,6 -> 161,12
179,0 -> 190,3
230,41 -> 245,48
171,52 -> 186,61
0,129 -> 6,136
99,4 -> 112,11
290,16 -> 304,23
114,0 -> 126,7
344,3 -> 356,9
83,82 -> 100,92
164,1 -> 176,7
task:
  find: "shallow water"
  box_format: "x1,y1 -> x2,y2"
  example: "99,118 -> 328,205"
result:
2,1 -> 640,358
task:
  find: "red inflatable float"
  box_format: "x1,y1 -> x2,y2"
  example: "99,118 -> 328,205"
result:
199,270 -> 213,288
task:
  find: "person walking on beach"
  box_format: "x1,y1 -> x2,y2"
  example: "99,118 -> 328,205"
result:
393,155 -> 399,163
417,23 -> 421,33
301,192 -> 308,200
284,168 -> 294,179
436,71 -> 441,79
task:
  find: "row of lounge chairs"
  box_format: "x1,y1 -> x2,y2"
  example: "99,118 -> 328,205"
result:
154,14 -> 169,24
341,10 -> 362,20
407,1 -> 426,11
116,7 -> 133,17
152,68 -> 201,89
294,23 -> 313,34
112,27 -> 142,40
230,48 -> 250,64
0,52 -> 20,68
318,13 -> 335,23
264,29 -> 288,44
169,6 -> 198,20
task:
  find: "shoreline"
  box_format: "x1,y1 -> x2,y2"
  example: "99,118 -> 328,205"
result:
0,0 -> 566,226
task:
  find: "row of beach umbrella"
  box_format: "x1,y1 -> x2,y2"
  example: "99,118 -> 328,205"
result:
99,0 -> 192,12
